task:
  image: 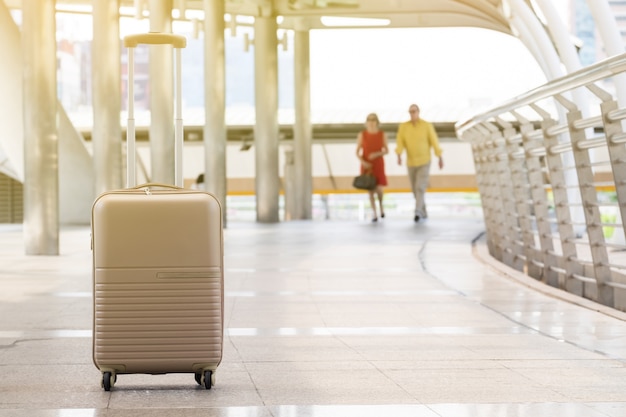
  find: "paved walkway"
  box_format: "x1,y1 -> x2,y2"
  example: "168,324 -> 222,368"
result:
2,217 -> 626,416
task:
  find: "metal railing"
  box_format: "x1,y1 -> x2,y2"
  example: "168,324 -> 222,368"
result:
455,53 -> 626,311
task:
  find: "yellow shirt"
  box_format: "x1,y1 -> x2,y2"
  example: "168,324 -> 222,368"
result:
395,119 -> 442,167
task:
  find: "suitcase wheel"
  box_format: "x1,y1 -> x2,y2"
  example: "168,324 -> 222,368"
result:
200,370 -> 213,390
101,372 -> 116,391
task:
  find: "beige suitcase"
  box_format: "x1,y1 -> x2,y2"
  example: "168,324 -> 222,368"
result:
91,33 -> 223,391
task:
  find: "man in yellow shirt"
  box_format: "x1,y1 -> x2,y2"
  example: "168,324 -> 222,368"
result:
395,104 -> 444,222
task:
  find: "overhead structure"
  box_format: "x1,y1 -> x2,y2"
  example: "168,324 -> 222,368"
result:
2,0 -> 626,252
4,0 -> 519,33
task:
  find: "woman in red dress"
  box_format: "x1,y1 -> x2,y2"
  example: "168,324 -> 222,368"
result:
356,113 -> 389,222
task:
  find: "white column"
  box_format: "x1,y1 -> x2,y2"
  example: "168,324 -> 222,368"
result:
509,0 -> 585,233
586,0 -> 626,106
533,0 -> 582,72
92,0 -> 123,195
254,14 -> 280,223
22,0 -> 59,255
149,0 -> 175,184
533,1 -> 590,117
509,0 -> 564,80
293,29 -> 312,220
586,0 -> 625,58
203,0 -> 227,223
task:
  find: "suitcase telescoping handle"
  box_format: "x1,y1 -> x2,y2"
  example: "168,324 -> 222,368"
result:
123,32 -> 187,188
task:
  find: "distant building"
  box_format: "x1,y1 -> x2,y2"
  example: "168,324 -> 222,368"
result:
574,0 -> 596,65
610,0 -> 626,41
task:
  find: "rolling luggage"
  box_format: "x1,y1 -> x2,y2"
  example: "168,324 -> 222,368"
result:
91,32 -> 223,391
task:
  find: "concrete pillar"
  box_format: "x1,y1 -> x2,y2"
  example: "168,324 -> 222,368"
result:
254,14 -> 280,223
293,29 -> 312,220
203,0 -> 227,224
92,0 -> 123,195
22,0 -> 59,255
0,1 -> 23,181
149,0 -> 175,184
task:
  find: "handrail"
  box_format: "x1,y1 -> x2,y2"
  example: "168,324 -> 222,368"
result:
455,52 -> 626,312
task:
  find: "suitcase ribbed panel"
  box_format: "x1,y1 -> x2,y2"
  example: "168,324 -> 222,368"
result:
94,268 -> 223,373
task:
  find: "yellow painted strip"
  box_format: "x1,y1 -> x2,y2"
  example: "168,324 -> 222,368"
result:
225,186 -> 616,197
226,187 -> 482,197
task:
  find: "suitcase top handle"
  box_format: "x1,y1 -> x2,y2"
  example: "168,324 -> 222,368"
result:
124,32 -> 187,48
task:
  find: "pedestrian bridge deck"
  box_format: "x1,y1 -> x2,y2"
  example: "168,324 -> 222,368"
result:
2,214 -> 626,417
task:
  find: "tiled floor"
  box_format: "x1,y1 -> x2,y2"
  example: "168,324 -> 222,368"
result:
3,216 -> 626,416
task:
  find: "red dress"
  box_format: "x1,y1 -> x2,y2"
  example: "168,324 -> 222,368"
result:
360,130 -> 387,186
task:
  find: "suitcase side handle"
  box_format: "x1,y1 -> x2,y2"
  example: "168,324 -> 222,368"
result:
124,32 -> 187,48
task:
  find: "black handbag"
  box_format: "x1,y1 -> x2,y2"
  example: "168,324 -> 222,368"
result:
353,171 -> 377,190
